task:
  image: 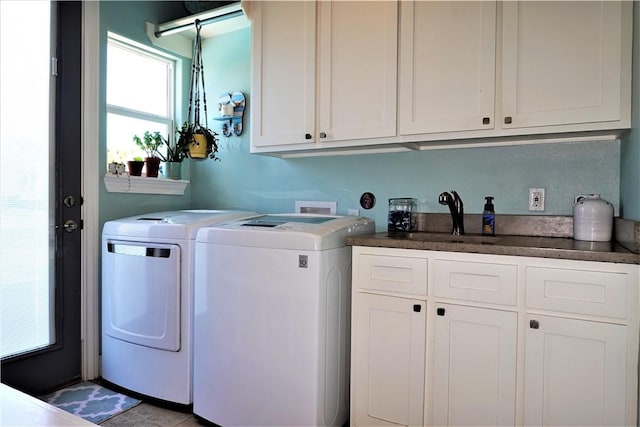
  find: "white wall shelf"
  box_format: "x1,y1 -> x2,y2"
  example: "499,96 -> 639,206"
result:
103,174 -> 189,195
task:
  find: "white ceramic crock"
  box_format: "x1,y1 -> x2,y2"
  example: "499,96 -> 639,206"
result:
573,194 -> 614,242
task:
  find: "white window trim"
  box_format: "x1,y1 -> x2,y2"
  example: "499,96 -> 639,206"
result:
103,174 -> 189,195
104,32 -> 184,195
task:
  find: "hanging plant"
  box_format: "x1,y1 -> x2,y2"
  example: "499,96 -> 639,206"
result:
178,20 -> 220,161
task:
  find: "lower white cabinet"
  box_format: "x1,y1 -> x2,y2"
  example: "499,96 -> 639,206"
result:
432,304 -> 517,426
350,247 -> 639,427
524,314 -> 627,426
351,293 -> 425,427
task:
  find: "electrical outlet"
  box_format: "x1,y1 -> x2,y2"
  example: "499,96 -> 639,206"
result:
529,188 -> 545,211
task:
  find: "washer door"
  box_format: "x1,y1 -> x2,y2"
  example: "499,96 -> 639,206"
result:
104,240 -> 181,351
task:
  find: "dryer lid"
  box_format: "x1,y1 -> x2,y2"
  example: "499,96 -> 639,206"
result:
102,210 -> 258,239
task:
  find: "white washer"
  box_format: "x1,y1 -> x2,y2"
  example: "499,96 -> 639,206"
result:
193,214 -> 375,426
101,210 -> 256,405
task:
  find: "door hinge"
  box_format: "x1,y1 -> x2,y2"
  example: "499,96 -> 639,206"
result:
51,57 -> 58,76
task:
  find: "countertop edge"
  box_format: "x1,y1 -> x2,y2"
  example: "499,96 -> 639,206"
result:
346,234 -> 640,265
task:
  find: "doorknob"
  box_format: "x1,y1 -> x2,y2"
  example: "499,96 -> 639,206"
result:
59,219 -> 80,233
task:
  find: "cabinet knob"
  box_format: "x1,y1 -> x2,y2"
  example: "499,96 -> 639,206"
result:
413,304 -> 421,313
436,307 -> 445,316
482,117 -> 491,125
504,116 -> 513,125
319,132 -> 327,139
305,133 -> 312,140
529,319 -> 540,329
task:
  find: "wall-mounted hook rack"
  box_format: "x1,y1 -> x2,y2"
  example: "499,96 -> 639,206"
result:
214,91 -> 246,137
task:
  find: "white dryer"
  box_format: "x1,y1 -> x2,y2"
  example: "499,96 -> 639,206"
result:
193,214 -> 375,426
101,210 -> 256,405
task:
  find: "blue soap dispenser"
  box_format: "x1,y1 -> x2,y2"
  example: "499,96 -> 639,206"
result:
482,196 -> 495,236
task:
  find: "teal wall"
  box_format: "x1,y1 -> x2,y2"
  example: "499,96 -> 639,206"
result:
620,2 -> 640,221
191,28 -> 622,231
99,1 -> 636,232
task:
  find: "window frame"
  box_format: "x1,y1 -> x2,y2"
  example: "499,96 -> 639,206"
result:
106,32 -> 177,160
104,32 -> 188,194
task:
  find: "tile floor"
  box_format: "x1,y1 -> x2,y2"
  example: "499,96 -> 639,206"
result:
101,403 -> 205,427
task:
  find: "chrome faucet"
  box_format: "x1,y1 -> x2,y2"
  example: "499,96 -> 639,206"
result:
438,191 -> 464,235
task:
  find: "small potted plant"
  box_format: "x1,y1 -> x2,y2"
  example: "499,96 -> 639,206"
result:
127,157 -> 145,176
133,131 -> 165,177
157,134 -> 188,179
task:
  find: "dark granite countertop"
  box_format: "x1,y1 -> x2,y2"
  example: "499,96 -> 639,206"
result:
346,232 -> 640,265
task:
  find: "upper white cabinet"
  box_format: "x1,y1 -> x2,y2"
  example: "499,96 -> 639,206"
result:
501,1 -> 631,131
251,1 -> 632,156
250,1 -> 397,151
250,1 -> 315,148
398,1 -> 497,135
316,1 -> 397,143
399,0 -> 631,140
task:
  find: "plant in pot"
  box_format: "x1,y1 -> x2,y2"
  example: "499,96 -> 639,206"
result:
127,157 -> 145,177
156,133 -> 188,180
176,122 -> 219,161
133,131 -> 165,177
179,21 -> 220,162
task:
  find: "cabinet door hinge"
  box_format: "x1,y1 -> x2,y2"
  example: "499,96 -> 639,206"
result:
51,57 -> 58,76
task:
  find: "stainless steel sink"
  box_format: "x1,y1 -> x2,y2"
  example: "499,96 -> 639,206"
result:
388,232 -> 503,245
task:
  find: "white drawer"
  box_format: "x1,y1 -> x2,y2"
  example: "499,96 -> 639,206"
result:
433,259 -> 517,305
357,254 -> 428,296
526,266 -> 628,319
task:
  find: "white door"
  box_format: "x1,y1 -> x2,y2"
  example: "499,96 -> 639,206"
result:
250,1 -> 316,147
501,1 -> 624,129
317,1 -> 397,142
524,314 -> 627,426
432,304 -> 517,426
398,1 -> 496,135
351,293 -> 425,427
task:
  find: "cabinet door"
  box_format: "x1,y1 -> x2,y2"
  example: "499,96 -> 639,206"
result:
398,1 -> 496,135
317,1 -> 397,142
501,1 -> 626,129
524,314 -> 627,426
432,304 -> 517,426
352,293 -> 425,427
250,1 -> 316,147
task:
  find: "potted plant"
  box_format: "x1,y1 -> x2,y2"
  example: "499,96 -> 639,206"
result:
157,133 -> 188,180
180,21 -> 220,162
133,131 -> 164,177
127,157 -> 145,176
176,122 -> 219,161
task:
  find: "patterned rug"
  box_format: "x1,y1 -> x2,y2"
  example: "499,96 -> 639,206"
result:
40,381 -> 141,424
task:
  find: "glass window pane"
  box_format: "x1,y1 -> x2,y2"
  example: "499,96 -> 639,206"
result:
107,42 -> 170,117
0,0 -> 55,359
107,113 -> 170,163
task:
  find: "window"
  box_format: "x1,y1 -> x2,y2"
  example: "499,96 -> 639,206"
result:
1,0 -> 54,359
106,33 -> 175,164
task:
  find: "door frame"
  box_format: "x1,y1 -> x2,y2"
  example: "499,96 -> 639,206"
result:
81,1 -> 100,381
